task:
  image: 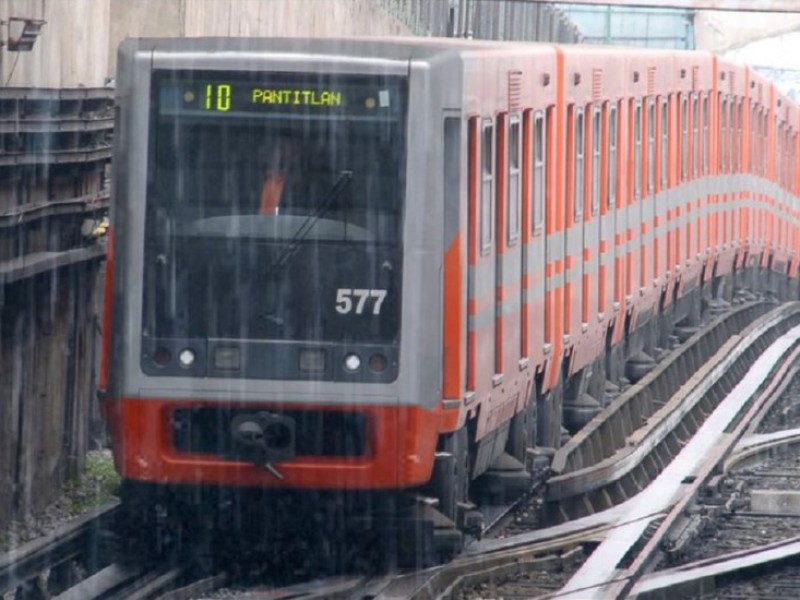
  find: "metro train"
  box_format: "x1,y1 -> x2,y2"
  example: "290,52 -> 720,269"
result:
101,37 -> 800,534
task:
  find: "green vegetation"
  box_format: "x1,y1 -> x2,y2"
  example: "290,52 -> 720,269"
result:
65,450 -> 121,513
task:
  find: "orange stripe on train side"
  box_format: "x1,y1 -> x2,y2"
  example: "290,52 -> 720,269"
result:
443,233 -> 464,400
545,288 -> 555,347
582,274 -> 590,323
522,111 -> 533,246
496,114 -> 508,256
549,287 -> 564,390
599,265 -> 607,313
468,118 -> 480,267
99,227 -> 115,392
467,329 -> 477,390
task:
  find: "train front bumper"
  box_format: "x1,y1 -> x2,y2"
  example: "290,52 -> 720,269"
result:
102,397 -> 440,489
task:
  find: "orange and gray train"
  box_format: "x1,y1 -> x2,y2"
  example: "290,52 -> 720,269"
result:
102,37 -> 800,518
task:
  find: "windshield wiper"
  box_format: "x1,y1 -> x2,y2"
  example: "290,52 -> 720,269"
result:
268,169 -> 353,271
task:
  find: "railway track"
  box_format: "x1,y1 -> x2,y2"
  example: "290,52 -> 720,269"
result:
0,501 -> 222,600
0,503 -> 117,599
6,302 -> 800,599
362,304 -> 800,599
547,301 -> 800,521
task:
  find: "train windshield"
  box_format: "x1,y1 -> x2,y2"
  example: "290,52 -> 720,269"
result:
142,70 -> 406,362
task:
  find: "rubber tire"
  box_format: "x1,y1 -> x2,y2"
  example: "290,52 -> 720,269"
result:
432,426 -> 470,522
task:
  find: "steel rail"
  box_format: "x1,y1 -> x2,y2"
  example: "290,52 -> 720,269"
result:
726,425 -> 800,473
546,303 -> 800,521
0,502 -> 118,596
565,332 -> 800,599
374,518 -> 631,598
631,535 -> 800,598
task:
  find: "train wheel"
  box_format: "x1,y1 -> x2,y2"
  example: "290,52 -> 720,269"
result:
430,426 -> 470,523
116,481 -> 161,563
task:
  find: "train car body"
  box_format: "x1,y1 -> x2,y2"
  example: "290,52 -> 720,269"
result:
102,37 -> 800,528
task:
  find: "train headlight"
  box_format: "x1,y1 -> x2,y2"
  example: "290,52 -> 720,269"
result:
178,348 -> 196,368
343,353 -> 361,372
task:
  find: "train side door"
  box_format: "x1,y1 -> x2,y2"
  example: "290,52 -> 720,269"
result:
601,102 -> 619,329
466,119 -> 497,398
585,105 -> 602,332
496,114 -> 523,379
525,109 -> 548,368
655,96 -> 669,297
565,105 -> 585,352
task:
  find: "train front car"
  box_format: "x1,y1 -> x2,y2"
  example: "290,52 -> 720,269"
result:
102,38 -> 448,514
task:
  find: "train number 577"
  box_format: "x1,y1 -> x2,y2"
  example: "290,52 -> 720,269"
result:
335,288 -> 388,315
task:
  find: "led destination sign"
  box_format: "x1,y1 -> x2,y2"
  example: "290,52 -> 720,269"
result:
157,73 -> 402,119
250,88 -> 342,107
202,84 -> 344,111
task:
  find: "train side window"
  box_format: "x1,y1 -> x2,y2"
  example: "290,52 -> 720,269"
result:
681,96 -> 688,181
782,128 -> 788,187
660,97 -> 668,188
776,120 -> 782,185
574,106 -> 585,220
735,100 -> 742,173
784,127 -> 789,187
592,106 -> 601,215
779,127 -> 784,186
508,115 -> 521,244
750,105 -> 758,173
757,111 -> 762,176
781,128 -> 786,187
762,113 -> 768,176
754,109 -> 760,175
481,119 -> 494,252
728,98 -> 738,173
763,113 -> 769,177
702,96 -> 709,175
692,95 -> 700,179
647,99 -> 655,195
532,111 -> 545,232
754,108 -> 767,177
634,100 -> 642,201
778,123 -> 782,186
719,97 -> 727,173
608,103 -> 618,208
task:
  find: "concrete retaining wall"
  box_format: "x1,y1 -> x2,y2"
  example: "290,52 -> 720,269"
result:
0,265 -> 101,529
108,0 -> 410,75
3,1 -> 410,87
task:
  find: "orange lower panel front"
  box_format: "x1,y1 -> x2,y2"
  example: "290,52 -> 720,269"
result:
103,397 -> 440,490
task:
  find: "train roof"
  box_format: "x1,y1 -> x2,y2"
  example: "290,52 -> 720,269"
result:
122,35 -> 715,60
122,35 -> 563,63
